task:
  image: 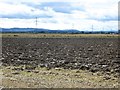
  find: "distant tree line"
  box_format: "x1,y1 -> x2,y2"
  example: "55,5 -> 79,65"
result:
1,28 -> 119,34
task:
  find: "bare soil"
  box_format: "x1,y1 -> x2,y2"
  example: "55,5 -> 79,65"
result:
0,66 -> 119,88
1,36 -> 120,88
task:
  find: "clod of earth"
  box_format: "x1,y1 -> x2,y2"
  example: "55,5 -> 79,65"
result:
2,38 -> 120,77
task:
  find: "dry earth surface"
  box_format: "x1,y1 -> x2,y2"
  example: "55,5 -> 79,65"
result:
0,66 -> 119,88
0,34 -> 120,88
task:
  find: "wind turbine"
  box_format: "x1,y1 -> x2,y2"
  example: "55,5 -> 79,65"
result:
35,17 -> 38,29
91,24 -> 94,33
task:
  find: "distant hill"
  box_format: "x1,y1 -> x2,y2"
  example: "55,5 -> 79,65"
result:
0,28 -> 81,33
0,28 -> 119,34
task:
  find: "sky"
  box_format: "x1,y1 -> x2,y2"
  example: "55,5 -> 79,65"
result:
0,0 -> 119,31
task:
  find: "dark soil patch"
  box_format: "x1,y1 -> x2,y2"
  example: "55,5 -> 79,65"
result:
1,38 -> 120,76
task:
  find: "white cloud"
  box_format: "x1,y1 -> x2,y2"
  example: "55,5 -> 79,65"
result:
0,0 -> 119,31
0,2 -> 55,18
0,2 -> 33,15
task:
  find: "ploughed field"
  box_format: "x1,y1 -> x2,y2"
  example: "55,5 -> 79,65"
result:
2,37 -> 120,75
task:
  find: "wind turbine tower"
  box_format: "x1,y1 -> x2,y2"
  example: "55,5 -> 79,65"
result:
72,23 -> 74,30
35,17 -> 38,29
91,25 -> 94,33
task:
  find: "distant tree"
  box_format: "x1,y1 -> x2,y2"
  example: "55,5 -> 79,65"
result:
40,31 -> 45,33
81,31 -> 85,34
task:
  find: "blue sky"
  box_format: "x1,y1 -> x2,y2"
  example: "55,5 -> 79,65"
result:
0,0 -> 119,31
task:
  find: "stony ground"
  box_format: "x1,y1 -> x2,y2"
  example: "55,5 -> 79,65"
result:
0,66 -> 119,88
1,35 -> 120,88
2,38 -> 120,75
